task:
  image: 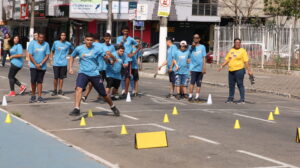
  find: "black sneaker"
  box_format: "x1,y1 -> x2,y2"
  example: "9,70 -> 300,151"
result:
120,93 -> 127,99
69,108 -> 80,116
51,90 -> 57,96
225,99 -> 234,104
175,94 -> 180,100
236,100 -> 245,104
58,90 -> 64,95
29,96 -> 36,103
37,97 -> 47,103
166,94 -> 172,98
188,97 -> 193,102
111,106 -> 120,116
81,96 -> 87,102
184,94 -> 189,99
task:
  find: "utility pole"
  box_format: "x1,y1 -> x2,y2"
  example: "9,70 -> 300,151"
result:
158,17 -> 168,74
29,0 -> 35,41
106,0 -> 113,34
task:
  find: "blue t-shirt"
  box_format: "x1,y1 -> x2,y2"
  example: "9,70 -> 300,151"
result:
92,42 -> 105,71
51,40 -> 73,67
99,43 -> 116,71
167,44 -> 177,69
28,41 -> 50,70
119,52 -> 130,65
10,44 -> 24,68
71,45 -> 102,77
189,45 -> 206,72
116,36 -> 138,55
131,46 -> 142,69
174,49 -> 190,75
106,52 -> 123,80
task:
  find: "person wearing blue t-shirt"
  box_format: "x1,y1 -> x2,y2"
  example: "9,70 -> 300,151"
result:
6,35 -> 27,97
50,32 -> 74,96
188,34 -> 207,102
28,33 -> 50,103
82,33 -> 116,102
116,26 -> 138,98
26,33 -> 38,66
130,37 -> 142,97
68,33 -> 120,117
173,41 -> 191,100
158,37 -> 177,98
105,46 -> 126,100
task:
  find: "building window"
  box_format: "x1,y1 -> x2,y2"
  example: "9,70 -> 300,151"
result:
192,0 -> 218,16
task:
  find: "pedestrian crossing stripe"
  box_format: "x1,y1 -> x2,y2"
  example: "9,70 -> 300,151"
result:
296,128 -> 300,143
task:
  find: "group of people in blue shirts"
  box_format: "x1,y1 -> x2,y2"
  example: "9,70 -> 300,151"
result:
6,26 -> 143,117
159,34 -> 207,102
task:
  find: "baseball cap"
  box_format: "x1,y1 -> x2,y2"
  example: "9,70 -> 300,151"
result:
180,40 -> 187,46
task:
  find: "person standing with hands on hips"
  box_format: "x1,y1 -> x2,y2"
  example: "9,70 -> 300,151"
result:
218,38 -> 253,104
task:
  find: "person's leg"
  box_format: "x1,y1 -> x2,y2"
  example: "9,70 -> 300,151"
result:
182,74 -> 189,98
195,72 -> 203,99
75,87 -> 83,108
132,69 -> 139,94
228,71 -> 236,102
84,82 -> 93,98
37,83 -> 43,97
175,74 -> 181,99
58,66 -> 67,94
112,79 -> 121,99
59,79 -> 64,90
53,79 -> 58,91
36,70 -> 46,97
30,68 -> 37,97
8,66 -> 17,91
236,69 -> 246,101
73,73 -> 89,110
189,72 -> 196,99
2,50 -> 8,66
52,66 -> 59,95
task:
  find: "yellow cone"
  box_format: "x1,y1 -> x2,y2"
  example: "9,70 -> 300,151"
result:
80,117 -> 86,126
87,109 -> 93,118
163,114 -> 169,123
4,113 -> 12,124
268,112 -> 274,121
172,107 -> 179,115
234,120 -> 240,129
274,107 -> 280,115
121,125 -> 128,135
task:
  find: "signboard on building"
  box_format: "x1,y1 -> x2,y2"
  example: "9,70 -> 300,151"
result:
128,2 -> 137,20
70,0 -> 102,14
34,0 -> 46,18
157,0 -> 172,17
136,4 -> 148,21
20,4 -> 29,19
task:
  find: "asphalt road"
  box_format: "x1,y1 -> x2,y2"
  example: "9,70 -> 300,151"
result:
0,62 -> 299,168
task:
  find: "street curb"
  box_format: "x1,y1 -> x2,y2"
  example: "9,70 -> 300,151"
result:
139,71 -> 299,100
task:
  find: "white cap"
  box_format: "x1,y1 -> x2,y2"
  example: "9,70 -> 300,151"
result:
180,40 -> 187,46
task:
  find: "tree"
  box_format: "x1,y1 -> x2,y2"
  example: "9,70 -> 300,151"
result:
220,0 -> 260,25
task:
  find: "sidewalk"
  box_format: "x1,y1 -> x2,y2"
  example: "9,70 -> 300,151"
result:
139,63 -> 300,99
0,109 -> 108,168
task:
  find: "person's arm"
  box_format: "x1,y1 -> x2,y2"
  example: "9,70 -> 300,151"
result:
243,50 -> 253,75
158,60 -> 167,70
218,50 -> 231,72
69,48 -> 78,74
10,45 -> 23,58
202,46 -> 207,74
40,44 -> 50,65
28,44 -> 41,69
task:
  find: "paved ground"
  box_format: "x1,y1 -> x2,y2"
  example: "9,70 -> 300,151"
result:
141,63 -> 300,98
0,62 -> 300,168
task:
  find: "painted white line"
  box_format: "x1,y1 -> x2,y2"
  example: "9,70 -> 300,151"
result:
253,166 -> 288,168
233,113 -> 276,123
145,94 -> 186,105
121,114 -> 139,120
81,101 -> 88,105
58,95 -> 71,100
0,107 -> 119,168
96,106 -> 109,111
8,101 -> 73,106
48,123 -> 153,132
237,150 -> 299,168
189,135 -> 220,145
150,123 -> 176,131
0,76 -> 7,79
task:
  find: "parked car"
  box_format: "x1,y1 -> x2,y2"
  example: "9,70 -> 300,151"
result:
141,42 -> 180,62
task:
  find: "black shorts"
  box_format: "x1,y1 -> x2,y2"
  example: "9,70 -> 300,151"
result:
100,70 -> 106,80
53,66 -> 67,79
168,71 -> 175,84
190,71 -> 203,87
121,61 -> 132,79
76,73 -> 107,97
30,68 -> 46,84
131,69 -> 139,81
106,77 -> 121,89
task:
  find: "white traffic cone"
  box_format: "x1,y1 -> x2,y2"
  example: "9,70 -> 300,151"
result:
2,96 -> 7,106
126,92 -> 131,102
207,94 -> 212,105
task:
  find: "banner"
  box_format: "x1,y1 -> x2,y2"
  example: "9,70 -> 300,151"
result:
157,0 -> 172,17
70,0 -> 102,14
136,4 -> 148,21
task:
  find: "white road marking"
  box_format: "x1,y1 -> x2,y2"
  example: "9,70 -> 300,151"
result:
253,166 -> 288,168
150,123 -> 175,131
121,108 -> 241,113
8,101 -> 73,106
145,94 -> 186,105
233,113 -> 276,123
0,76 -> 7,79
58,95 -> 71,100
189,135 -> 220,145
237,150 -> 299,168
81,101 -> 88,105
121,114 -> 139,120
0,108 -> 119,168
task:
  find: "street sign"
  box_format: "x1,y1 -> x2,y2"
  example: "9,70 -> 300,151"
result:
157,0 -> 172,17
136,4 -> 148,21
70,0 -> 102,14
